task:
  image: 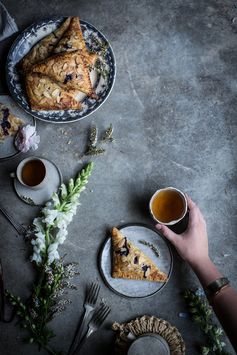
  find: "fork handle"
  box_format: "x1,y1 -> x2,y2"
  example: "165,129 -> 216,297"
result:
71,328 -> 94,355
68,307 -> 92,355
0,206 -> 24,235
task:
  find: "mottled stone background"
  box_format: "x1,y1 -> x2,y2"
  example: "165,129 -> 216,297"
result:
0,0 -> 236,354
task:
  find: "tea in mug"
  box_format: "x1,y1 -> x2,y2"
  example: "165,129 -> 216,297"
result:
151,189 -> 186,224
21,159 -> 46,187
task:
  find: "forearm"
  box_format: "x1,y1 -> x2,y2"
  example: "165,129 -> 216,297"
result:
190,258 -> 237,352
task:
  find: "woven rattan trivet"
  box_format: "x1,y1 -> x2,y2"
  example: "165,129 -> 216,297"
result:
112,315 -> 185,355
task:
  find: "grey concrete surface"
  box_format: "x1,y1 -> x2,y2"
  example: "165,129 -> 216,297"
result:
0,0 -> 237,354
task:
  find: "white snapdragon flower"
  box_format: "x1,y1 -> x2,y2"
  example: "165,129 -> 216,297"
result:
55,214 -> 68,230
30,162 -> 93,267
52,193 -> 60,207
48,243 -> 60,264
55,234 -> 66,244
55,209 -> 77,228
31,230 -> 46,265
31,252 -> 42,264
42,209 -> 59,226
55,228 -> 68,244
31,250 -> 42,264
33,217 -> 45,233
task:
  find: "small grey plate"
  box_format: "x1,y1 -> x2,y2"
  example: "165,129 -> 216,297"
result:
13,158 -> 62,206
99,224 -> 173,298
0,94 -> 36,161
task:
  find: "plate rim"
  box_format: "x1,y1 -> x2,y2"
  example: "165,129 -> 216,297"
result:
12,156 -> 63,206
0,94 -> 36,162
99,223 -> 173,299
6,17 -> 116,124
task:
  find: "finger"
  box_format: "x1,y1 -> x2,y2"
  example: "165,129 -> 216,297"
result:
185,194 -> 196,210
155,224 -> 178,244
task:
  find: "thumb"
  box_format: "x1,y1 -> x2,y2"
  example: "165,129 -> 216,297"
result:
155,224 -> 178,245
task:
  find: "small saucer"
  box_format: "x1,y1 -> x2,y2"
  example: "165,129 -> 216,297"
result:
13,158 -> 62,206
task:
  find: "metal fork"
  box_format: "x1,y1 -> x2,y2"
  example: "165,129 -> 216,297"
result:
0,204 -> 27,236
72,303 -> 111,354
68,282 -> 100,355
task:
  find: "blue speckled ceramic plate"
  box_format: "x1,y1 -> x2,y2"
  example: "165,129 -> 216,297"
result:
6,17 -> 116,123
99,224 -> 173,298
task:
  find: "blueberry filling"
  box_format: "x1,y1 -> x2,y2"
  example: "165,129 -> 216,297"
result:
142,265 -> 151,278
134,256 -> 139,264
64,74 -> 73,84
1,108 -> 11,136
116,237 -> 129,256
64,43 -> 72,49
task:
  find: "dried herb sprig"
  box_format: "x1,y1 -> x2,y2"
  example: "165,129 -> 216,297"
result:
139,240 -> 160,258
85,146 -> 105,156
183,288 -> 229,355
94,60 -> 110,80
89,125 -> 98,147
101,124 -> 114,143
90,35 -> 109,58
85,124 -> 114,156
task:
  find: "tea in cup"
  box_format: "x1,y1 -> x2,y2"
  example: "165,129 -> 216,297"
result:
149,187 -> 187,226
15,157 -> 47,190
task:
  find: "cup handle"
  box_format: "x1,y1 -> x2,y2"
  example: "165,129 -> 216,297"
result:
10,172 -> 15,178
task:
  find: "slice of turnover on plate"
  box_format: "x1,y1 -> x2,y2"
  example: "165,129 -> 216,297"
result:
111,227 -> 168,282
0,103 -> 24,141
53,16 -> 98,67
31,50 -> 93,96
21,17 -> 71,72
25,72 -> 82,110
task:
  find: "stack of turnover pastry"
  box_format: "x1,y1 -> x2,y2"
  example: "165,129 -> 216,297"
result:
21,17 -> 99,110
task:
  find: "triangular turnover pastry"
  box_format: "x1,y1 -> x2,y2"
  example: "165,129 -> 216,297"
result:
21,17 -> 71,72
31,50 -> 93,96
111,227 -> 168,282
53,17 -> 98,67
25,72 -> 82,110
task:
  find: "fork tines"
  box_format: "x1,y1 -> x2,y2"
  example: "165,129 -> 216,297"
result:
91,303 -> 110,327
86,282 -> 100,305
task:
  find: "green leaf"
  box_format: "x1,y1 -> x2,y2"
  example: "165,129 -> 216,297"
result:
201,346 -> 210,355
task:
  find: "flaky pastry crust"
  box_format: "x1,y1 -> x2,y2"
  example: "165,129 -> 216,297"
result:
111,228 -> 168,282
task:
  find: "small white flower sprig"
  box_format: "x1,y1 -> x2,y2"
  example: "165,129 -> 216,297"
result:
31,162 -> 94,266
6,162 -> 94,355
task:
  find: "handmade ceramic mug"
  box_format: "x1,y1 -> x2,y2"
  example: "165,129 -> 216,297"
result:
12,157 -> 48,190
149,187 -> 187,226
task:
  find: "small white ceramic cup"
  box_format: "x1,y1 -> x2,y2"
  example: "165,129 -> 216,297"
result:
149,187 -> 187,226
12,157 -> 47,190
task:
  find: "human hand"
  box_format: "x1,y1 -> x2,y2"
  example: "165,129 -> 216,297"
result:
155,195 -> 209,267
